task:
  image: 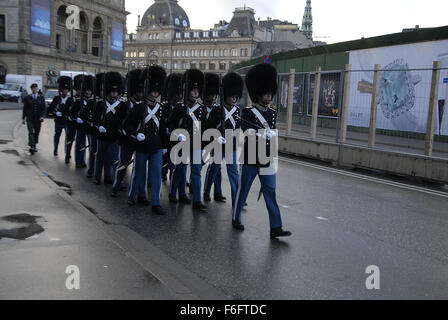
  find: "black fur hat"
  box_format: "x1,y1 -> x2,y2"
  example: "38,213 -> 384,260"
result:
183,69 -> 204,96
204,73 -> 220,98
140,65 -> 167,94
223,72 -> 244,99
164,73 -> 183,101
83,75 -> 94,92
74,74 -> 83,91
105,72 -> 124,95
127,68 -> 144,97
58,76 -> 71,91
95,73 -> 105,96
245,63 -> 278,102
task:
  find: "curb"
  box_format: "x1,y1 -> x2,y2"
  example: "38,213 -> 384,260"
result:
12,121 -> 228,300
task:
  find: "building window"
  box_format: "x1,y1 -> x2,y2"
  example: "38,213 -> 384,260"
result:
175,32 -> 181,39
184,32 -> 190,38
162,62 -> 168,69
203,31 -> 209,38
200,62 -> 206,70
193,32 -> 199,38
212,31 -> 219,37
190,49 -> 195,57
139,51 -> 145,58
173,62 -> 178,69
164,33 -> 169,39
182,62 -> 189,69
190,62 -> 197,69
231,49 -> 238,57
209,63 -> 216,70
162,49 -> 169,57
56,34 -> 62,49
125,51 -> 129,58
219,62 -> 226,70
92,47 -> 99,56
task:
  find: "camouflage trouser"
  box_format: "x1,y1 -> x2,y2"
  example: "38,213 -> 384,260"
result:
26,120 -> 42,147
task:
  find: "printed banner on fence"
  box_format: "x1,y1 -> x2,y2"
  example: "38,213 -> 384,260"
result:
308,72 -> 341,118
348,39 -> 448,135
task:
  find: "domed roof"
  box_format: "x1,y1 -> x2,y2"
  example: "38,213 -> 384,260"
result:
140,0 -> 190,29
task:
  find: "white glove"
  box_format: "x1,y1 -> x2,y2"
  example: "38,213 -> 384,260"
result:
265,129 -> 277,140
162,149 -> 168,155
178,134 -> 187,142
217,136 -> 226,145
98,126 -> 107,133
56,111 -> 62,117
76,117 -> 83,124
137,133 -> 146,142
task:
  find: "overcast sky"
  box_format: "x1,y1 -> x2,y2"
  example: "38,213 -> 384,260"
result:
125,0 -> 448,44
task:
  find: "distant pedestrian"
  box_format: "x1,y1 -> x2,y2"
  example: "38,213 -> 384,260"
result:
22,83 -> 45,155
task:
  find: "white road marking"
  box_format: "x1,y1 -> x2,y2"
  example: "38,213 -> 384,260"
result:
279,157 -> 448,199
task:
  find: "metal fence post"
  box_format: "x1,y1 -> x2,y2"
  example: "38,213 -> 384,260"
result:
368,64 -> 381,148
425,61 -> 441,156
310,66 -> 321,139
339,64 -> 352,144
286,68 -> 295,135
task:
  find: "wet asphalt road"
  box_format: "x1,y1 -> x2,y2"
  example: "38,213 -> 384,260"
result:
14,113 -> 448,299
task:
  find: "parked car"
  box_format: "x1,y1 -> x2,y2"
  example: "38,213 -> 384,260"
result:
44,89 -> 59,108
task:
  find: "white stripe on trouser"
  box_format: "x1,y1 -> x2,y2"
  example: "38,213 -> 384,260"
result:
128,152 -> 137,198
204,164 -> 211,193
233,164 -> 245,221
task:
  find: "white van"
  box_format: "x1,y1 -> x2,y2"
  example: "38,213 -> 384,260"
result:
0,74 -> 43,103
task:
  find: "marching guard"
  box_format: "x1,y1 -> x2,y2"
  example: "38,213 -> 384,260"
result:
168,69 -> 208,211
72,74 -> 94,168
47,76 -> 71,156
62,77 -> 81,164
161,73 -> 183,182
232,63 -> 292,239
205,72 -> 243,209
110,68 -> 143,198
92,72 -> 124,185
123,65 -> 168,215
202,72 -> 226,203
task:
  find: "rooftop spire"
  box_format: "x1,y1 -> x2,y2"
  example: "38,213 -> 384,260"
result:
301,0 -> 313,41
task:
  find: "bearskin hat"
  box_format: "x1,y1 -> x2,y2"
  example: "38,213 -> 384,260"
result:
183,69 -> 204,96
105,71 -> 124,95
73,74 -> 83,91
223,72 -> 244,99
140,65 -> 166,94
58,76 -> 72,91
163,73 -> 183,101
245,63 -> 278,102
204,73 -> 220,98
83,75 -> 94,92
95,73 -> 105,96
127,68 -> 144,98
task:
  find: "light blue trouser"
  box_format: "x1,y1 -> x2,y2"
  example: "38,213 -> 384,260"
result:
204,165 -> 222,196
87,134 -> 97,174
54,122 -> 66,153
65,124 -> 76,158
128,150 -> 163,205
233,164 -> 283,229
204,151 -> 239,208
113,145 -> 134,191
94,140 -> 119,181
170,150 -> 202,203
75,130 -> 86,165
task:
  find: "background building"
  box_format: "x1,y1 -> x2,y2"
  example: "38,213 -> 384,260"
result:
124,0 -> 314,74
0,0 -> 128,89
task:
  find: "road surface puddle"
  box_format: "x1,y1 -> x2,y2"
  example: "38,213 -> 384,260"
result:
0,213 -> 45,240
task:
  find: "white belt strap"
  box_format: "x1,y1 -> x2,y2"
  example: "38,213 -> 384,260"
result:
206,107 -> 212,120
251,108 -> 271,130
218,106 -> 238,130
144,103 -> 160,128
188,103 -> 201,130
106,100 -> 120,115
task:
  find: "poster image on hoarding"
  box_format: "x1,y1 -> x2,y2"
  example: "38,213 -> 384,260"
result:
348,39 -> 448,135
277,74 -> 305,114
31,0 -> 51,47
111,21 -> 124,61
307,72 -> 341,118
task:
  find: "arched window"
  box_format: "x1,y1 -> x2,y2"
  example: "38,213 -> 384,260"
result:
79,12 -> 88,54
56,6 -> 69,51
92,17 -> 103,57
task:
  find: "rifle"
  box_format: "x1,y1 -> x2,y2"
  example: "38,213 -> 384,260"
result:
182,70 -> 189,131
218,75 -> 225,138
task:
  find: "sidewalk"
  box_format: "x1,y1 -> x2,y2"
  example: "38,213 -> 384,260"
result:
0,112 -> 226,300
0,101 -> 22,110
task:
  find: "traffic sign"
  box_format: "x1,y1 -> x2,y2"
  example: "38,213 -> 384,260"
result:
443,78 -> 448,84
263,56 -> 273,64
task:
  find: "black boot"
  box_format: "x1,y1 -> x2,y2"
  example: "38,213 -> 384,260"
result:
53,150 -> 58,156
203,194 -> 211,202
86,171 -> 93,178
270,227 -> 292,239
152,206 -> 166,216
169,194 -> 178,203
179,195 -> 191,204
104,176 -> 114,185
127,197 -> 136,206
193,202 -> 207,212
214,194 -> 227,203
232,220 -> 245,231
138,197 -> 150,206
110,189 -> 118,198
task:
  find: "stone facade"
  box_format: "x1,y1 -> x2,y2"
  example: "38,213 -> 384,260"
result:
124,3 -> 313,75
0,0 -> 128,89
